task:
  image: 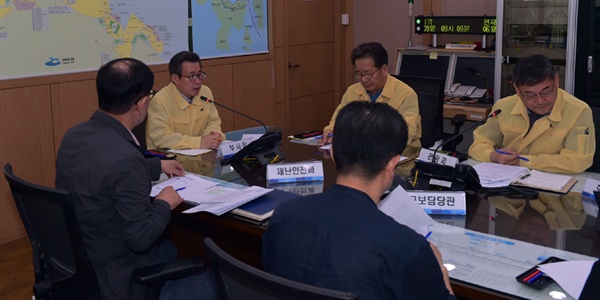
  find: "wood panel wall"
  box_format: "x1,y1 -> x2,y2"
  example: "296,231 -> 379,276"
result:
0,0 -> 353,245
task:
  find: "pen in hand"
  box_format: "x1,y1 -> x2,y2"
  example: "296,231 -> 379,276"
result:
495,149 -> 530,161
314,133 -> 334,140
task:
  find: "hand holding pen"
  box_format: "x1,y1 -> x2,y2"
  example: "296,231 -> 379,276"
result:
491,148 -> 528,166
317,130 -> 333,146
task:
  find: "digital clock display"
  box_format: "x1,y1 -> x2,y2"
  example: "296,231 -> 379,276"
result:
415,16 -> 496,35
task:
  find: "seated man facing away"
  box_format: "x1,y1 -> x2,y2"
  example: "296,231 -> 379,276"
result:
263,101 -> 455,299
319,42 -> 421,158
469,54 -> 595,173
56,58 -> 218,299
146,51 -> 223,150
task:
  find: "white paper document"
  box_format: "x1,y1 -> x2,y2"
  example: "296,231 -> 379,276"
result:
150,174 -> 219,197
241,134 -> 263,141
168,148 -> 212,156
537,260 -> 596,300
513,170 -> 572,191
473,162 -> 528,188
289,137 -> 321,146
182,185 -> 272,215
378,186 -> 437,236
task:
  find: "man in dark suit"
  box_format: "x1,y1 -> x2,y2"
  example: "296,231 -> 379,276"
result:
581,260 -> 600,299
263,101 -> 455,299
56,58 -> 216,299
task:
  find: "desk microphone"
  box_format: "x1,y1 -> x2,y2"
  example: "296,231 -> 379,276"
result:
431,109 -> 501,163
200,96 -> 268,133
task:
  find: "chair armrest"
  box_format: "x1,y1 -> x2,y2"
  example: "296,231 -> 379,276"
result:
133,257 -> 205,284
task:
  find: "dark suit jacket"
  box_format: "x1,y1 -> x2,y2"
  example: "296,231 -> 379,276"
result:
56,110 -> 169,300
580,260 -> 600,300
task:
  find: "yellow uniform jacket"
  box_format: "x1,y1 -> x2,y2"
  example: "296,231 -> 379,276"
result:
146,83 -> 222,149
469,89 -> 595,173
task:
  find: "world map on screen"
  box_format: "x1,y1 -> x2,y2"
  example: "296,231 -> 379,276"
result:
191,0 -> 268,59
0,0 -> 188,79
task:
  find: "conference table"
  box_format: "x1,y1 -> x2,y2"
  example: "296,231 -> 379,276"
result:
165,136 -> 600,300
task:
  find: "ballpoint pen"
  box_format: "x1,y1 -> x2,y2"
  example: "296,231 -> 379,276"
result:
314,133 -> 333,140
495,149 -> 530,161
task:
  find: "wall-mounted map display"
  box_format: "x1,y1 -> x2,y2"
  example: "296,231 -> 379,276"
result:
191,0 -> 268,59
0,0 -> 188,79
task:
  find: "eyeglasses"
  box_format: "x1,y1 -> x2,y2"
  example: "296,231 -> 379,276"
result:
354,67 -> 380,80
148,89 -> 157,100
179,72 -> 207,82
520,84 -> 554,101
136,90 -> 157,103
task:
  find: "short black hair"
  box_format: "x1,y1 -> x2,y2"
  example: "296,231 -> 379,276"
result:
169,51 -> 202,75
333,101 -> 408,179
512,54 -> 556,86
96,58 -> 154,115
350,42 -> 388,68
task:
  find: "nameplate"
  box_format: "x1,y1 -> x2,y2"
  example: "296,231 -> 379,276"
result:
218,137 -> 254,158
418,148 -> 458,167
582,178 -> 600,217
582,178 -> 600,200
407,191 -> 466,215
445,43 -> 476,50
267,181 -> 324,196
266,161 -> 324,183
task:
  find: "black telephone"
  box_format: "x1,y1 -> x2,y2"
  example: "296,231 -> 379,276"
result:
414,161 -> 481,191
220,131 -> 285,166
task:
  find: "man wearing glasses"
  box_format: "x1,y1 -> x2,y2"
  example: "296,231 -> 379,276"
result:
469,54 -> 595,173
146,51 -> 223,150
319,42 -> 421,158
56,58 -> 222,299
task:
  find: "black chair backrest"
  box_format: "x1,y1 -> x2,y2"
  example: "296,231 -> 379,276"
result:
203,238 -> 357,300
393,75 -> 445,149
587,107 -> 600,172
3,163 -> 100,300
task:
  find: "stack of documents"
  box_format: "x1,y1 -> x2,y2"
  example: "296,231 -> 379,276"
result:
473,163 -> 577,193
151,174 -> 272,215
167,148 -> 212,156
473,163 -> 528,188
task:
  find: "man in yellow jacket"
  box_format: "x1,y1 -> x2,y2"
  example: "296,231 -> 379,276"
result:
469,54 -> 595,174
319,42 -> 421,159
146,51 -> 223,150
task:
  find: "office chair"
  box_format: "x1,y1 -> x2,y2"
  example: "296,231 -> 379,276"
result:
443,113 -> 467,153
587,107 -> 600,172
132,116 -> 148,151
393,75 -> 445,149
203,237 -> 357,300
3,163 -> 204,300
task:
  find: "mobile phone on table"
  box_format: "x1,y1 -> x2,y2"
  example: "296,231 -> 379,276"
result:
515,256 -> 565,290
